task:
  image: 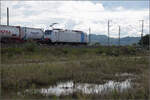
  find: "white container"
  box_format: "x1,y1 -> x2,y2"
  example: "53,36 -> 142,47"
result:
21,27 -> 44,40
0,25 -> 20,39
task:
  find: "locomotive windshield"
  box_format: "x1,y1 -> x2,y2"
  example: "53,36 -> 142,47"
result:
45,30 -> 52,35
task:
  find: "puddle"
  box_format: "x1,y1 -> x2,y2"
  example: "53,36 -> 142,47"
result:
31,79 -> 132,96
115,73 -> 135,77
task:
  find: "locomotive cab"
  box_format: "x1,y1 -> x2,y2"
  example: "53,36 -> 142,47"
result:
45,30 -> 52,35
44,30 -> 53,43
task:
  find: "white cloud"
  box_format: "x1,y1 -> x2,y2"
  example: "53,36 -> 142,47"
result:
1,1 -> 149,37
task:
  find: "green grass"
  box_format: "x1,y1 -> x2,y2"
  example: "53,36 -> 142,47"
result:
1,43 -> 145,64
2,56 -> 148,89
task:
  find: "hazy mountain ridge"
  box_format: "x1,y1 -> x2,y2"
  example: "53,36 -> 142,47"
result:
90,34 -> 141,45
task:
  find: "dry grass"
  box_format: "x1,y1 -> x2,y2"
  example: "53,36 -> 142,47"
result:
1,43 -> 149,99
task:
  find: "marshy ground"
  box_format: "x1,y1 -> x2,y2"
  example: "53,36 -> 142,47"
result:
1,43 -> 149,99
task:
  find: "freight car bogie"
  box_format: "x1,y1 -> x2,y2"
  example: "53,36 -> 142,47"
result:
1,37 -> 21,43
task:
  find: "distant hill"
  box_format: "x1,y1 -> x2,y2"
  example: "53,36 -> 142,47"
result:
90,34 -> 141,45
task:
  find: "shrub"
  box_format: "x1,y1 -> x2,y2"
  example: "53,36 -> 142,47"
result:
120,46 -> 136,55
101,47 -> 119,56
24,42 -> 38,52
1,47 -> 23,57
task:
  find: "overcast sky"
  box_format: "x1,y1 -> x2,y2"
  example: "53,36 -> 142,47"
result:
1,1 -> 149,37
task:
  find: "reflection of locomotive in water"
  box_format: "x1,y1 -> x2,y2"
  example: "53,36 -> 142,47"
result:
0,25 -> 89,45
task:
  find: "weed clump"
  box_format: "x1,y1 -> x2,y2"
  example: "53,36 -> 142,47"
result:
24,42 -> 38,52
97,46 -> 138,56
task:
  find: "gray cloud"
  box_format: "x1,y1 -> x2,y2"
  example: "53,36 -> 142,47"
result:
1,1 -> 149,37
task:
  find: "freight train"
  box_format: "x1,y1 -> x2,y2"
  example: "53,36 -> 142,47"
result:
0,25 -> 89,45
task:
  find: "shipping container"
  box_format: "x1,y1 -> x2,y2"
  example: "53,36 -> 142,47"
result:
21,27 -> 44,40
0,25 -> 20,39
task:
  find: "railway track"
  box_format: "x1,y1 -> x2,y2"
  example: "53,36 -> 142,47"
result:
0,42 -> 101,48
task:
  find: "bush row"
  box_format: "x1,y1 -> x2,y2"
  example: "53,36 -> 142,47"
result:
1,42 -> 141,57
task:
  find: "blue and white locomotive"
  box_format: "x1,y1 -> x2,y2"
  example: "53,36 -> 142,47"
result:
44,28 -> 88,44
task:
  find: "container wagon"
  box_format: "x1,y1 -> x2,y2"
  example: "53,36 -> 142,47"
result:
0,25 -> 44,43
0,25 -> 23,43
21,27 -> 44,41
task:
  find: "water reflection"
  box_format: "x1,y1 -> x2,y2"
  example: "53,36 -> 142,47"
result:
40,79 -> 131,96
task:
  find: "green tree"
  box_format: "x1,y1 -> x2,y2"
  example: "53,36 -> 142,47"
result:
138,34 -> 150,49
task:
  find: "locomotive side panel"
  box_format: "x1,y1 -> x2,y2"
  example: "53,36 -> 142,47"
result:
58,31 -> 81,43
50,30 -> 58,42
82,32 -> 89,43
